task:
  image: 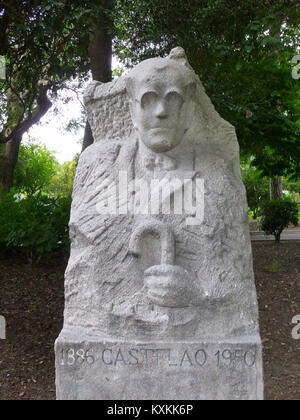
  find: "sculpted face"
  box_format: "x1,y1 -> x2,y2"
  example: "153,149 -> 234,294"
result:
126,58 -> 196,153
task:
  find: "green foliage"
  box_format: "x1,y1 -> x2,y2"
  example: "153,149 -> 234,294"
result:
113,0 -> 300,178
0,192 -> 71,262
259,198 -> 299,243
2,1 -> 299,179
14,143 -> 59,196
0,0 -> 111,144
112,66 -> 125,79
47,156 -> 78,197
0,142 -> 75,262
242,164 -> 270,219
284,178 -> 300,204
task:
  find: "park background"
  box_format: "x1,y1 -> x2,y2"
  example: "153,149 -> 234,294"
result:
0,0 -> 299,400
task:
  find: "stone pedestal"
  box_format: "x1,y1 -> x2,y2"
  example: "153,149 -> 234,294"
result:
56,331 -> 263,400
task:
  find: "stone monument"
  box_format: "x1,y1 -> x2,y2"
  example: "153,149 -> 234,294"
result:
55,48 -> 264,400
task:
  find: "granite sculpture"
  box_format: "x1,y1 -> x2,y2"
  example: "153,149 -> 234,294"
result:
55,47 -> 263,400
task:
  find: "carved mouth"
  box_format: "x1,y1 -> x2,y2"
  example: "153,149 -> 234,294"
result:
148,127 -> 173,134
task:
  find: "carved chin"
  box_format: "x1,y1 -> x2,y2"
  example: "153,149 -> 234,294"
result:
142,132 -> 180,152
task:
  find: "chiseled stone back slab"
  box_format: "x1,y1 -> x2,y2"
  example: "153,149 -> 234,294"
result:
84,77 -> 134,143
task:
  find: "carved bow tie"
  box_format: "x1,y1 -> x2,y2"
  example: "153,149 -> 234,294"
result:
144,154 -> 177,171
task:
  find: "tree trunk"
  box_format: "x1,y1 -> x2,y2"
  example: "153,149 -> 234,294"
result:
274,231 -> 281,244
0,85 -> 52,194
268,28 -> 284,203
0,134 -> 22,194
270,177 -> 283,200
88,3 -> 113,83
81,0 -> 113,153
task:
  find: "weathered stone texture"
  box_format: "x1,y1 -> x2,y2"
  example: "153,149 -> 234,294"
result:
56,48 -> 263,400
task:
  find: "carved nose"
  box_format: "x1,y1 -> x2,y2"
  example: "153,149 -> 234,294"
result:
155,102 -> 168,119
129,221 -> 175,265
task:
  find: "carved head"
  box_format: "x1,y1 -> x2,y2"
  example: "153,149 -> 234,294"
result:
125,57 -> 196,153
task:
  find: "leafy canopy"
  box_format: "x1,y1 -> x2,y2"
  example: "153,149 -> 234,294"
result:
113,0 -> 300,178
0,0 -> 111,145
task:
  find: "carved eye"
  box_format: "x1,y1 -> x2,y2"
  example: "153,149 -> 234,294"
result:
141,92 -> 158,109
165,91 -> 184,110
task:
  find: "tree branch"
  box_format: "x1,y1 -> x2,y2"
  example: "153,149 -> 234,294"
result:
0,86 -> 53,145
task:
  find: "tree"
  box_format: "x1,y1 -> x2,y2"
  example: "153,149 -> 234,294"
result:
81,0 -> 113,152
259,198 -> 298,243
113,0 -> 300,179
48,156 -> 78,197
270,177 -> 284,200
14,143 -> 59,196
242,164 -> 270,219
284,177 -> 300,202
0,0 -> 113,193
2,0 -> 299,195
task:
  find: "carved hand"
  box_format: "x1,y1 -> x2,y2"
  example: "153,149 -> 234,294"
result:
144,264 -> 200,308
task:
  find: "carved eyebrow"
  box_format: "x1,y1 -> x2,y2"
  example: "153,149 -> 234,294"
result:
140,91 -> 159,100
164,91 -> 185,102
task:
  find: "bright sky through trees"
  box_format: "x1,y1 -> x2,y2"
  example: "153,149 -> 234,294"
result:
23,57 -> 123,163
23,95 -> 83,163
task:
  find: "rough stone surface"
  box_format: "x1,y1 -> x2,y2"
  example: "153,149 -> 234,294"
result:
56,331 -> 263,400
55,47 -> 263,400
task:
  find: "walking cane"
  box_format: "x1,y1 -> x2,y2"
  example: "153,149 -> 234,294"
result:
129,220 -> 175,266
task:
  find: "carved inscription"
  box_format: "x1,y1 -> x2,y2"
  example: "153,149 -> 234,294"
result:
60,346 -> 257,369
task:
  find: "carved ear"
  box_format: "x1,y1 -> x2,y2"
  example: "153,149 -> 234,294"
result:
185,82 -> 196,101
168,47 -> 190,67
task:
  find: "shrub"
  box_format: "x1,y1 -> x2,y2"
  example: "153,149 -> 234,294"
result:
14,143 -> 59,196
47,158 -> 78,197
0,192 -> 71,262
259,198 -> 299,243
